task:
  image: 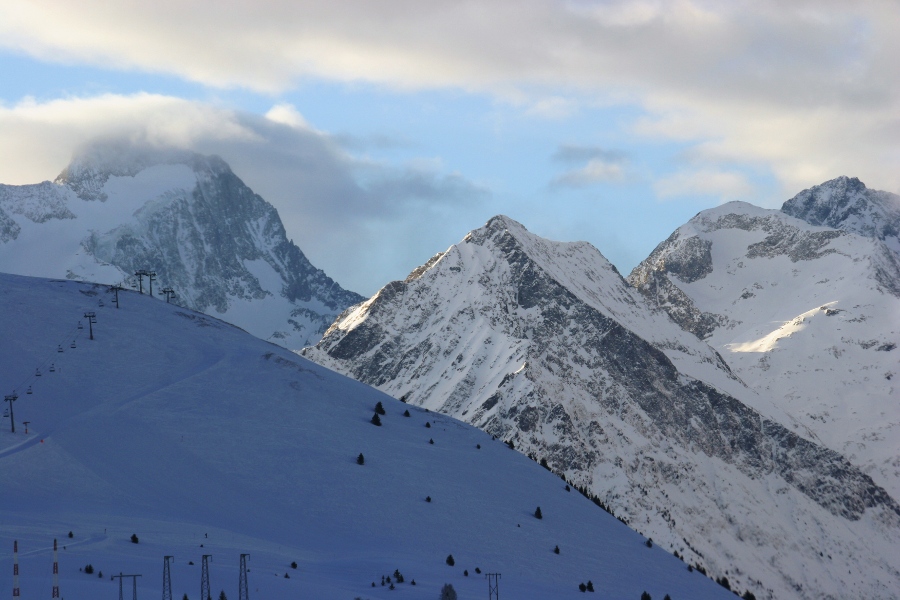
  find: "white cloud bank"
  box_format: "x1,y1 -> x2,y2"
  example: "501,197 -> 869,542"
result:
2,0 -> 898,197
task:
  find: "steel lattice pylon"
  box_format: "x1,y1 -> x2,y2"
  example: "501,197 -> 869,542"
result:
162,556 -> 173,600
201,555 -> 212,600
238,554 -> 250,600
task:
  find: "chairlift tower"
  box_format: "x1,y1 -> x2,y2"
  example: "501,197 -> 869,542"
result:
112,573 -> 142,600
486,572 -> 501,600
201,555 -> 212,600
238,554 -> 249,600
147,271 -> 157,297
83,311 -> 97,340
4,393 -> 17,433
161,287 -> 176,303
135,270 -> 149,294
111,283 -> 124,308
162,556 -> 174,600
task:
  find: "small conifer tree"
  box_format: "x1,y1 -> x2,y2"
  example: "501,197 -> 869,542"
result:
357,453 -> 365,465
579,582 -> 587,592
403,409 -> 410,417
641,592 -> 652,600
375,401 -> 386,415
291,561 -> 297,569
587,581 -> 594,592
429,438 -> 434,444
440,583 -> 457,600
464,569 -> 468,576
535,506 -> 543,519
219,591 -> 227,600
130,533 -> 139,544
446,554 -> 455,566
426,496 -> 432,502
554,545 -> 560,554
371,413 -> 382,426
183,595 -> 189,600
68,531 -> 74,538
425,421 -> 431,428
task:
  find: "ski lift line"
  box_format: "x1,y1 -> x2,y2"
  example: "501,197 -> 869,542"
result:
6,314 -> 89,396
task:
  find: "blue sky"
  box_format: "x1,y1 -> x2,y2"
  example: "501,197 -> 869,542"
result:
1,1 -> 897,295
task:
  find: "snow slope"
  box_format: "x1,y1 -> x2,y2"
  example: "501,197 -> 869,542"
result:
629,192 -> 900,499
0,140 -> 363,349
0,272 -> 732,600
305,215 -> 900,600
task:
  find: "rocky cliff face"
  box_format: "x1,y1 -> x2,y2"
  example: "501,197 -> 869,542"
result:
0,141 -> 362,348
304,215 -> 900,600
628,186 -> 900,503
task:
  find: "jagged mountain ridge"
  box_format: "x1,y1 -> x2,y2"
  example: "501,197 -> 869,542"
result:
304,215 -> 900,600
628,180 -> 900,501
0,141 -> 363,348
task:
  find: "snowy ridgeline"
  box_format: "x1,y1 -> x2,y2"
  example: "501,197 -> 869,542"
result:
305,214 -> 900,600
0,273 -> 733,600
0,141 -> 363,350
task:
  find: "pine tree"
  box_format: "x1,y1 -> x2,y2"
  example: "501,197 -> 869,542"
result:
554,545 -> 560,554
371,412 -> 382,426
534,506 -> 543,519
130,533 -> 139,544
587,580 -> 594,592
375,401 -> 386,415
440,583 -> 457,600
641,593 -> 652,600
357,453 -> 365,465
403,409 -> 410,417
183,595 -> 189,600
446,554 -> 455,566
579,583 -> 587,592
219,591 -> 227,600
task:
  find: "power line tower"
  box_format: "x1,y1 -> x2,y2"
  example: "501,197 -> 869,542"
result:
161,287 -> 176,303
201,555 -> 212,600
112,573 -> 142,600
135,270 -> 148,294
52,538 -> 60,599
486,572 -> 501,600
12,540 -> 20,599
4,393 -> 17,433
83,312 -> 97,340
162,556 -> 174,600
238,554 -> 249,600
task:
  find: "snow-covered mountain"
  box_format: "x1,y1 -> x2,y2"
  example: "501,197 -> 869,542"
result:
0,272 -> 735,600
628,179 -> 900,502
0,141 -> 362,348
303,215 -> 900,600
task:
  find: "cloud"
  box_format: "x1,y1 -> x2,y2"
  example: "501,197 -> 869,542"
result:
2,1 -> 897,196
653,169 -> 755,202
0,94 -> 488,295
550,144 -> 628,188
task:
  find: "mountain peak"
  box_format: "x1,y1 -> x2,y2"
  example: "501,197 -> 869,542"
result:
781,176 -> 900,253
55,139 -> 229,202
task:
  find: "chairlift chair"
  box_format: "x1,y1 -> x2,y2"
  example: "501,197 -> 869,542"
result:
26,386 -> 32,395
49,363 -> 56,373
58,345 -> 63,353
98,300 -> 104,307
77,321 -> 83,329
35,368 -> 41,377
2,408 -> 8,418
70,341 -> 76,349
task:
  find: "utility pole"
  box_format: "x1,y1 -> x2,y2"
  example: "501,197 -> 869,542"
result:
238,554 -> 249,600
12,540 -> 19,599
486,573 -> 501,600
161,287 -> 176,303
135,270 -> 148,294
162,556 -> 173,600
4,393 -> 17,433
201,555 -> 212,600
83,312 -> 97,340
147,271 -> 157,297
112,573 -> 142,600
52,538 -> 60,599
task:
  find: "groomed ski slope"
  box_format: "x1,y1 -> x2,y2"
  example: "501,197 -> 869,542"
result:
0,273 -> 731,600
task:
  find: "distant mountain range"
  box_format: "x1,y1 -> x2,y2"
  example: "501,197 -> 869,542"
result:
304,204 -> 900,600
4,143 -> 898,600
0,140 -> 363,348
